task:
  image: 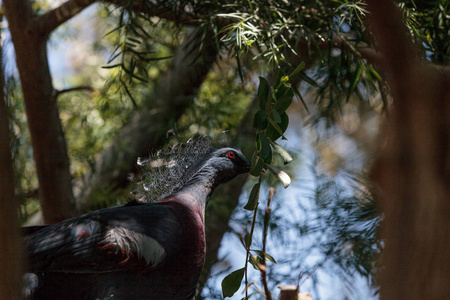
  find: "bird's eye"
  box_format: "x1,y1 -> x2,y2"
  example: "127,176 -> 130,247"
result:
227,151 -> 236,159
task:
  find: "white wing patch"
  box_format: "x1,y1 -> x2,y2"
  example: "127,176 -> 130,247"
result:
105,227 -> 166,266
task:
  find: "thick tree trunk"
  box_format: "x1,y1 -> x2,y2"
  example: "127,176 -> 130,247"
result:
0,30 -> 23,299
4,0 -> 75,223
368,1 -> 450,298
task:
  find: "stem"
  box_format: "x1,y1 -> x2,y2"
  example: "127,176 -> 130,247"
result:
244,175 -> 263,299
261,187 -> 274,300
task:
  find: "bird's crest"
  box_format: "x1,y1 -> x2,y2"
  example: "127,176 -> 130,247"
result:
130,134 -> 225,203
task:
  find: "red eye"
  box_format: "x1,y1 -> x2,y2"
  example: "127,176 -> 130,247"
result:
227,151 -> 235,159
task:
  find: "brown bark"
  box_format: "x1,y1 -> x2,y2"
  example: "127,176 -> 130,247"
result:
0,26 -> 23,299
367,0 -> 450,299
3,0 -> 75,224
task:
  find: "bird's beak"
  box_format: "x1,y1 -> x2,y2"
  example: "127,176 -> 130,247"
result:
243,158 -> 251,173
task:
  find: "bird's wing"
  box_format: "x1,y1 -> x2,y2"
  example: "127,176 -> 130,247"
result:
24,203 -> 182,273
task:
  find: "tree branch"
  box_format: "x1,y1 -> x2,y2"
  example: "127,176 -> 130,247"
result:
55,86 -> 94,98
32,0 -> 96,37
32,0 -> 199,37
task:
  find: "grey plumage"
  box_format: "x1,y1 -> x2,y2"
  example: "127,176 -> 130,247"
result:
131,136 -> 220,202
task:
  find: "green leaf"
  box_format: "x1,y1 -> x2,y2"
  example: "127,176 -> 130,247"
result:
253,110 -> 268,130
244,233 -> 251,248
347,64 -> 362,101
266,113 -> 289,140
249,255 -> 262,270
275,88 -> 294,113
368,66 -> 383,82
292,85 -> 309,113
258,76 -> 270,110
222,268 -> 245,298
267,165 -> 291,188
270,141 -> 293,164
244,183 -> 260,211
275,83 -> 289,99
267,119 -> 284,136
259,131 -> 272,163
271,108 -> 281,124
298,72 -> 318,87
288,61 -> 306,79
252,250 -> 277,264
249,154 -> 263,176
274,69 -> 286,86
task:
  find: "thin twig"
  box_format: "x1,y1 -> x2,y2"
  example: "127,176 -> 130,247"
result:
244,175 -> 263,299
260,187 -> 275,300
55,86 -> 94,98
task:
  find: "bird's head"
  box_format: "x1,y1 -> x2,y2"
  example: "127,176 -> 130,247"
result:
203,147 -> 251,184
131,136 -> 250,203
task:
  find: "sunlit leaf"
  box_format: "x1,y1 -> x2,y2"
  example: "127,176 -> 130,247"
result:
267,165 -> 291,188
249,255 -> 262,270
252,250 -> 277,264
270,141 -> 293,164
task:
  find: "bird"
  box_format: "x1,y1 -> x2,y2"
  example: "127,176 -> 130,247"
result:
23,138 -> 250,300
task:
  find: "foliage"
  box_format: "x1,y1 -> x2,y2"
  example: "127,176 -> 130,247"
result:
222,68 -> 300,298
101,7 -> 179,106
311,174 -> 381,286
177,65 -> 254,138
400,0 -> 449,65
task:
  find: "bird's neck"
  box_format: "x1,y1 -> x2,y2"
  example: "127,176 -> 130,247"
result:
174,165 -> 221,213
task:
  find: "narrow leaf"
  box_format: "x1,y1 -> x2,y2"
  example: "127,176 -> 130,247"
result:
347,64 -> 362,102
298,72 -> 318,87
288,61 -> 306,79
368,66 -> 383,82
258,76 -> 270,110
267,165 -> 291,188
244,183 -> 260,211
292,85 -> 309,113
222,268 -> 245,298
